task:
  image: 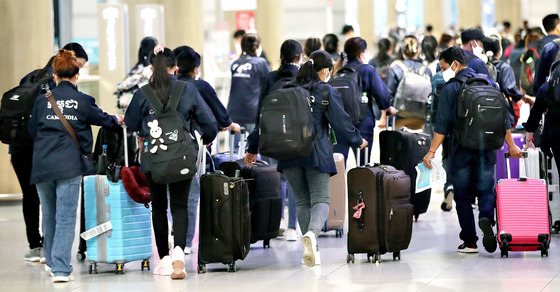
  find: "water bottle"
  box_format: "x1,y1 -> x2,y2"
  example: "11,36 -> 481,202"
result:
143,141 -> 148,153
361,92 -> 368,104
97,144 -> 109,175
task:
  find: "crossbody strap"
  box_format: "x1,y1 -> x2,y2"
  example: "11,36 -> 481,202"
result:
45,90 -> 84,153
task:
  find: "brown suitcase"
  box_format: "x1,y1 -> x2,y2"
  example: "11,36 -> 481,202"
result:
322,153 -> 346,237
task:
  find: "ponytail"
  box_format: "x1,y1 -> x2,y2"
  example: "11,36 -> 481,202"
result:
334,51 -> 348,74
295,50 -> 334,92
149,46 -> 176,107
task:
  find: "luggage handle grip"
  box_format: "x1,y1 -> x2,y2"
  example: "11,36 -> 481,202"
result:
504,151 -> 529,179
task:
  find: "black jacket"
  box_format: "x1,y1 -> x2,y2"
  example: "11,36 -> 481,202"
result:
28,81 -> 118,184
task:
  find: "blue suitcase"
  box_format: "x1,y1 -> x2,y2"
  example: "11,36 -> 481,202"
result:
82,175 -> 152,274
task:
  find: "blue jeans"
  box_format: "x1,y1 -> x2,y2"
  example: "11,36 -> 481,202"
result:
37,175 -> 82,277
333,117 -> 373,166
186,177 -> 200,247
269,158 -> 297,229
283,167 -> 330,237
452,156 -> 496,244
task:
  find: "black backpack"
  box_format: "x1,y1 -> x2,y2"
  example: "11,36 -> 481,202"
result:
0,67 -> 53,146
451,75 -> 508,151
258,85 -> 329,160
269,76 -> 294,93
520,48 -> 539,94
329,64 -> 367,124
141,82 -> 198,184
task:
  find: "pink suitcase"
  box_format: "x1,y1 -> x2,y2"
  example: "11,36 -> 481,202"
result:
496,152 -> 550,258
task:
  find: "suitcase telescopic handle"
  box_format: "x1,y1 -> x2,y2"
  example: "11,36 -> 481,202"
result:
356,146 -> 369,167
122,125 -> 128,168
504,151 -> 529,180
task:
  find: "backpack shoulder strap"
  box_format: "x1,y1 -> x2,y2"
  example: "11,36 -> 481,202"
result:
449,75 -> 468,84
166,82 -> 186,111
553,39 -> 560,63
395,62 -> 409,73
141,84 -> 164,114
321,84 -> 330,113
419,65 -> 428,75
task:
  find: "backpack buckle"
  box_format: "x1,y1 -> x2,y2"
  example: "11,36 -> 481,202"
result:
321,100 -> 329,106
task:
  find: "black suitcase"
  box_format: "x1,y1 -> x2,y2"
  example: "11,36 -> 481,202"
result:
347,163 -> 413,264
379,129 -> 431,220
197,172 -> 251,273
219,159 -> 282,248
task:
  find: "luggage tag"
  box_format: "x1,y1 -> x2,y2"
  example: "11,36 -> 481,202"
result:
329,126 -> 337,145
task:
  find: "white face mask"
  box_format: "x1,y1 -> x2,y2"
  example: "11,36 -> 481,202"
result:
442,61 -> 457,82
472,41 -> 488,63
256,46 -> 263,57
323,69 -> 331,82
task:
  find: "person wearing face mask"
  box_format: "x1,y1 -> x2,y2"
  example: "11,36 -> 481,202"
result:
460,28 -> 494,79
422,47 -> 523,254
173,45 -> 240,254
333,37 -> 396,166
532,14 -> 560,95
247,40 -> 303,241
227,33 -> 271,151
245,50 -> 367,267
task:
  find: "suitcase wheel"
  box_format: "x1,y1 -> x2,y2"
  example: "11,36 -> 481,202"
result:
263,239 -> 271,249
115,263 -> 125,274
89,263 -> 98,274
76,251 -> 86,262
335,229 -> 343,238
500,245 -> 509,258
414,214 -> 419,222
227,261 -> 236,273
374,253 -> 381,264
367,253 -> 374,263
141,259 -> 150,271
393,251 -> 401,261
346,254 -> 355,264
198,264 -> 207,274
541,248 -> 549,257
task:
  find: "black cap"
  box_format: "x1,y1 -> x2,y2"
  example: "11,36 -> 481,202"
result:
461,28 -> 493,44
62,42 -> 89,61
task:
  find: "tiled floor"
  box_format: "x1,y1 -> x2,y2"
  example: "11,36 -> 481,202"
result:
2,187 -> 559,292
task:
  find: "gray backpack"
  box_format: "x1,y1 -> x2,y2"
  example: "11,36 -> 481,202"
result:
393,62 -> 432,119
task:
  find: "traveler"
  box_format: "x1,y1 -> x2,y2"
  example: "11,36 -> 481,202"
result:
248,39 -> 304,241
245,50 -> 367,267
115,36 -> 158,112
422,47 -> 523,254
174,45 -> 240,253
8,43 -> 88,263
323,34 -> 340,61
226,33 -> 270,151
341,25 -> 355,40
28,49 -> 121,282
532,14 -> 560,95
460,28 -> 494,77
422,35 -> 439,74
125,45 -> 218,279
368,38 -> 395,85
387,35 -> 432,130
333,37 -> 395,165
438,33 -> 455,53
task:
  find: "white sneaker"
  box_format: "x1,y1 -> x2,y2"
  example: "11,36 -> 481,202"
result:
153,256 -> 173,276
302,231 -> 319,267
45,265 -> 54,277
40,257 -> 46,264
184,246 -> 192,255
171,246 -> 186,279
286,229 -> 298,241
300,251 -> 321,265
52,275 -> 74,283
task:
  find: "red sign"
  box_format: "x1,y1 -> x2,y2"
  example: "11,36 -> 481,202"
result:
235,11 -> 256,31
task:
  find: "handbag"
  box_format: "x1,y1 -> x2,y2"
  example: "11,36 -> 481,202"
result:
45,90 -> 95,175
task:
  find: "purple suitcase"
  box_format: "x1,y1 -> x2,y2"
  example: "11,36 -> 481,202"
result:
495,133 -> 524,181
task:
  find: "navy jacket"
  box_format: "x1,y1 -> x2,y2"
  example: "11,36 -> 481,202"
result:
538,34 -> 560,54
247,83 -> 363,175
28,81 -> 118,184
532,40 -> 560,95
227,54 -> 271,124
177,75 -> 232,129
524,82 -> 560,151
387,59 -> 433,101
434,67 -> 510,170
464,50 -> 492,78
125,75 -> 218,145
347,60 -> 391,115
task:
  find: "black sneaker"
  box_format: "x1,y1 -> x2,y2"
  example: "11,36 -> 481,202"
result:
478,217 -> 497,253
457,242 -> 478,253
441,188 -> 454,211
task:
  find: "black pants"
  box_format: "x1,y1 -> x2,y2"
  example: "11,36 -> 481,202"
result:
146,174 -> 192,259
11,151 -> 42,249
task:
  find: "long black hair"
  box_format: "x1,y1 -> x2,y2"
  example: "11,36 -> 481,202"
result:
304,37 -> 322,57
295,50 -> 333,92
149,47 -> 176,107
376,38 -> 392,63
277,39 -> 303,78
421,35 -> 438,63
241,33 -> 261,57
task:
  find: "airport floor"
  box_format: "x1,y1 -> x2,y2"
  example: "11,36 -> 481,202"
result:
2,185 -> 560,292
